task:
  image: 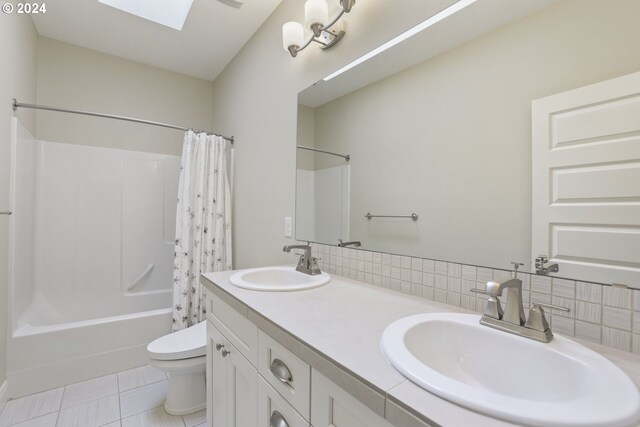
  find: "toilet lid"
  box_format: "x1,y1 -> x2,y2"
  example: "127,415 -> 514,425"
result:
148,320 -> 206,360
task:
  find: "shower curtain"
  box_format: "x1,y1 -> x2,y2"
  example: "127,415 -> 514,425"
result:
172,130 -> 233,331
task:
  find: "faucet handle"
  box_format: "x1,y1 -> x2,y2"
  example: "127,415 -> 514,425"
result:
531,301 -> 570,313
471,287 -> 504,320
525,301 -> 570,332
484,296 -> 504,320
525,303 -> 550,332
510,262 -> 525,276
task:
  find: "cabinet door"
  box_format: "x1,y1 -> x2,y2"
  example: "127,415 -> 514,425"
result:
225,340 -> 258,427
208,322 -> 228,427
311,369 -> 393,427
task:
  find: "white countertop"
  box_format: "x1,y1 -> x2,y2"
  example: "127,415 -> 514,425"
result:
202,268 -> 640,427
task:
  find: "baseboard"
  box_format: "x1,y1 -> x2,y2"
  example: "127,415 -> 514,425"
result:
7,344 -> 150,399
0,380 -> 8,413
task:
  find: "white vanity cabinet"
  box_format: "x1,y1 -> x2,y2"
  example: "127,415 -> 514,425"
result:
205,289 -> 404,427
207,321 -> 258,427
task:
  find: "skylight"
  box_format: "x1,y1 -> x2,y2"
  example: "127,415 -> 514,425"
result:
98,0 -> 195,31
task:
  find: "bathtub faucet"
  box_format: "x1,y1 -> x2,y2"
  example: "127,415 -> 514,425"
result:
283,244 -> 322,276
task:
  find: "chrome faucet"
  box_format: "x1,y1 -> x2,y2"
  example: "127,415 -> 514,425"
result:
473,262 -> 569,343
283,244 -> 321,275
338,239 -> 361,248
535,255 -> 559,275
484,274 -> 526,326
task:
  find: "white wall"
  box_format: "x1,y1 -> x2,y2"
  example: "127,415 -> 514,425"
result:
210,0 -> 463,268
0,9 -> 38,397
310,0 -> 640,270
36,37 -> 214,156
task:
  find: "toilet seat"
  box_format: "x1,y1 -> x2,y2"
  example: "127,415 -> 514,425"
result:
147,320 -> 206,361
149,355 -> 206,371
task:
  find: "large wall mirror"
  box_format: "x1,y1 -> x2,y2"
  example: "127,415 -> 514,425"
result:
295,0 -> 640,288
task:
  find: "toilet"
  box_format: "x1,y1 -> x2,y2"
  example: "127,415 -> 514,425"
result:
147,321 -> 207,415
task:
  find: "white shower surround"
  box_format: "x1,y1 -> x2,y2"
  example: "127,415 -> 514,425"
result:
6,119 -> 178,397
296,164 -> 350,243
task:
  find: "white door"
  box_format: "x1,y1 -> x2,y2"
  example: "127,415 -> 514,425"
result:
532,71 -> 640,286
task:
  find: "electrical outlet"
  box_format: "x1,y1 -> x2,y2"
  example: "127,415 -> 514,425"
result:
284,216 -> 292,238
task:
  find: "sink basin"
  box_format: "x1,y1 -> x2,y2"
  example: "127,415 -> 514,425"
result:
229,266 -> 330,291
381,313 -> 640,426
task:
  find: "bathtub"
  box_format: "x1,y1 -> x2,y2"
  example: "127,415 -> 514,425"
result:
13,290 -> 171,335
7,303 -> 172,398
7,118 -> 178,398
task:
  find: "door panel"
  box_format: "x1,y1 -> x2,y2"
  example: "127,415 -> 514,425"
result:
226,341 -> 258,427
208,322 -> 228,427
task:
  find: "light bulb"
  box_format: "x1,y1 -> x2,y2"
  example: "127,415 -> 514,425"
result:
282,21 -> 304,56
305,0 -> 328,37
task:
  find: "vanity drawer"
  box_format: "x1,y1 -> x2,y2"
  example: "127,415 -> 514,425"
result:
258,329 -> 311,420
206,290 -> 258,366
258,376 -> 309,427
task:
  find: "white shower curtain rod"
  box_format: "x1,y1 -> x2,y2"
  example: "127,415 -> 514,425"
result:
12,99 -> 234,143
297,145 -> 350,161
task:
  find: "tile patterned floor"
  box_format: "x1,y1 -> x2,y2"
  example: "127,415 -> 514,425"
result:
0,366 -> 206,427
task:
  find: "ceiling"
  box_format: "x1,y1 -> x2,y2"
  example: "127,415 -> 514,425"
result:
31,0 -> 282,81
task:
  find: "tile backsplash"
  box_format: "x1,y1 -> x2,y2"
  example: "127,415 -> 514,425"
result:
311,243 -> 640,354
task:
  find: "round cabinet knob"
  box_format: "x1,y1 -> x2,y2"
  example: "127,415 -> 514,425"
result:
215,343 -> 223,351
221,348 -> 230,357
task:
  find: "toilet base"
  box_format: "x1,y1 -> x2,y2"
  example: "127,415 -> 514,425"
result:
150,356 -> 206,416
165,402 -> 206,417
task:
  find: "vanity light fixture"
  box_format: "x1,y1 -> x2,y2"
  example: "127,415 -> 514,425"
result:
323,0 -> 477,81
282,0 -> 356,57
